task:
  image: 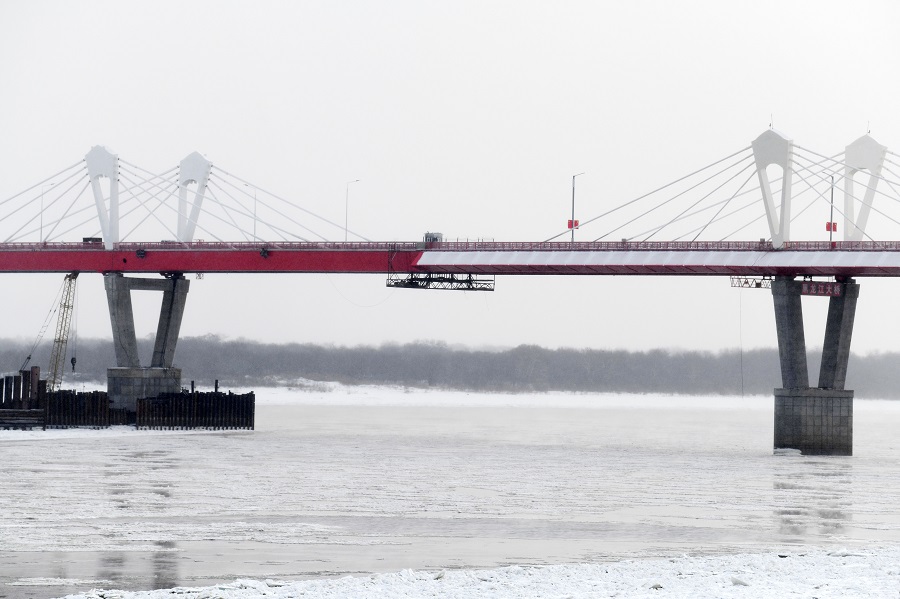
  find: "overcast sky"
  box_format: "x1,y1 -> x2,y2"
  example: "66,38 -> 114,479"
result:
2,0 -> 900,358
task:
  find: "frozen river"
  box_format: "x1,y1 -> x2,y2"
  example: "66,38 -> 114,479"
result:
3,387 -> 900,598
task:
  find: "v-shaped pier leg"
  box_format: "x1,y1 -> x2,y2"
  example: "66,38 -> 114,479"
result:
772,277 -> 809,389
151,276 -> 190,368
104,273 -> 189,412
104,273 -> 140,367
818,279 -> 859,390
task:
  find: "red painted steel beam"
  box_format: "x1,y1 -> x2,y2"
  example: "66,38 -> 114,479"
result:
0,242 -> 424,274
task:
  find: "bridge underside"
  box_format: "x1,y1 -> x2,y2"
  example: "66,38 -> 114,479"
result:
771,276 -> 859,456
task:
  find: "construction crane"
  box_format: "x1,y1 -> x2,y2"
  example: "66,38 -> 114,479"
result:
47,272 -> 78,392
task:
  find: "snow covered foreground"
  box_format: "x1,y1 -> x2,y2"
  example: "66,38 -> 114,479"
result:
61,547 -> 900,599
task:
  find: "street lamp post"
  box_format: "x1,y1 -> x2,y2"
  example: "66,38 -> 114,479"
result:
829,175 -> 835,243
345,179 -> 360,242
41,182 -> 54,243
244,183 -> 257,240
571,172 -> 585,242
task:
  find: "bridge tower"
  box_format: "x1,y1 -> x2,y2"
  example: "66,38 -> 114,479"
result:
749,131 -> 876,455
86,149 -> 210,411
754,131 -> 887,456
843,134 -> 887,241
84,146 -> 121,251
751,129 -> 794,249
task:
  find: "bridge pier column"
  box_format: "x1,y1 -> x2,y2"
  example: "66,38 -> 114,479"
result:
104,273 -> 189,411
772,277 -> 809,389
151,276 -> 190,368
771,276 -> 858,456
819,280 -> 859,389
105,273 -> 140,368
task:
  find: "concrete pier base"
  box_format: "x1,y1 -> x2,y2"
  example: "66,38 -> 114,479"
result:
774,388 -> 853,456
108,367 -> 181,412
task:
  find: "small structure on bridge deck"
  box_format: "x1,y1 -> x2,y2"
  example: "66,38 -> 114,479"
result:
771,276 -> 858,456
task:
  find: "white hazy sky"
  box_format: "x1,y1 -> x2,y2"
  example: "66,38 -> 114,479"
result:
2,0 -> 900,354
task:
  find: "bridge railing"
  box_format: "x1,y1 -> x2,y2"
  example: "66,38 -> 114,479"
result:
778,241 -> 900,251
2,240 -> 900,252
429,240 -> 900,251
428,240 -> 773,251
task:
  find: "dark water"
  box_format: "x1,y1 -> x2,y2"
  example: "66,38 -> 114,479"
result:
2,392 -> 900,599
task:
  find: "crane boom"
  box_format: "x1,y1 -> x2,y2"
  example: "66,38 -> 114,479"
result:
48,272 -> 78,392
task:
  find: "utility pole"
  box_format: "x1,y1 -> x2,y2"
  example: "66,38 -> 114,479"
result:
829,175 -> 835,243
41,182 -> 54,242
244,183 -> 258,240
345,179 -> 360,242
571,172 -> 584,242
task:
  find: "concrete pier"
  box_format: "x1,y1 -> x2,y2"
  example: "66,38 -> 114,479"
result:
104,273 -> 189,411
774,388 -> 853,456
771,276 -> 859,456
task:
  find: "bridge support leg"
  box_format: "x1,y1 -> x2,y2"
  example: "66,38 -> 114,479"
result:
104,273 -> 189,412
105,273 -> 140,368
771,276 -> 858,456
772,277 -> 809,389
818,280 -> 859,389
151,276 -> 190,368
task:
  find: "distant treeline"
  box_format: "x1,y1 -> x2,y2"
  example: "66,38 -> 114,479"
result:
3,336 -> 900,398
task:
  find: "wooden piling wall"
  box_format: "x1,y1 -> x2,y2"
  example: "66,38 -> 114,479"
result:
0,368 -> 254,431
0,373 -> 39,410
0,370 -> 40,406
45,390 -> 112,429
0,409 -> 46,430
136,391 -> 255,430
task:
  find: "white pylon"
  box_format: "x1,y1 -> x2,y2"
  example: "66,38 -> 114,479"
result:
85,145 -> 120,250
752,129 -> 794,249
843,134 -> 887,242
177,151 -> 212,243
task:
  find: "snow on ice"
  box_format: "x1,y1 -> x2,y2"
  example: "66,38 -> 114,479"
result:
58,546 -> 900,598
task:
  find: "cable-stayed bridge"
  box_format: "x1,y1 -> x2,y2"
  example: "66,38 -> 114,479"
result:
2,130 -> 900,279
4,128 -> 900,455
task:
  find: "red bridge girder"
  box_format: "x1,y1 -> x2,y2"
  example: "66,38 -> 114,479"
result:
0,242 -> 424,274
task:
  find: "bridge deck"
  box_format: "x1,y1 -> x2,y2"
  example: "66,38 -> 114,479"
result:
1,240 -> 900,276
